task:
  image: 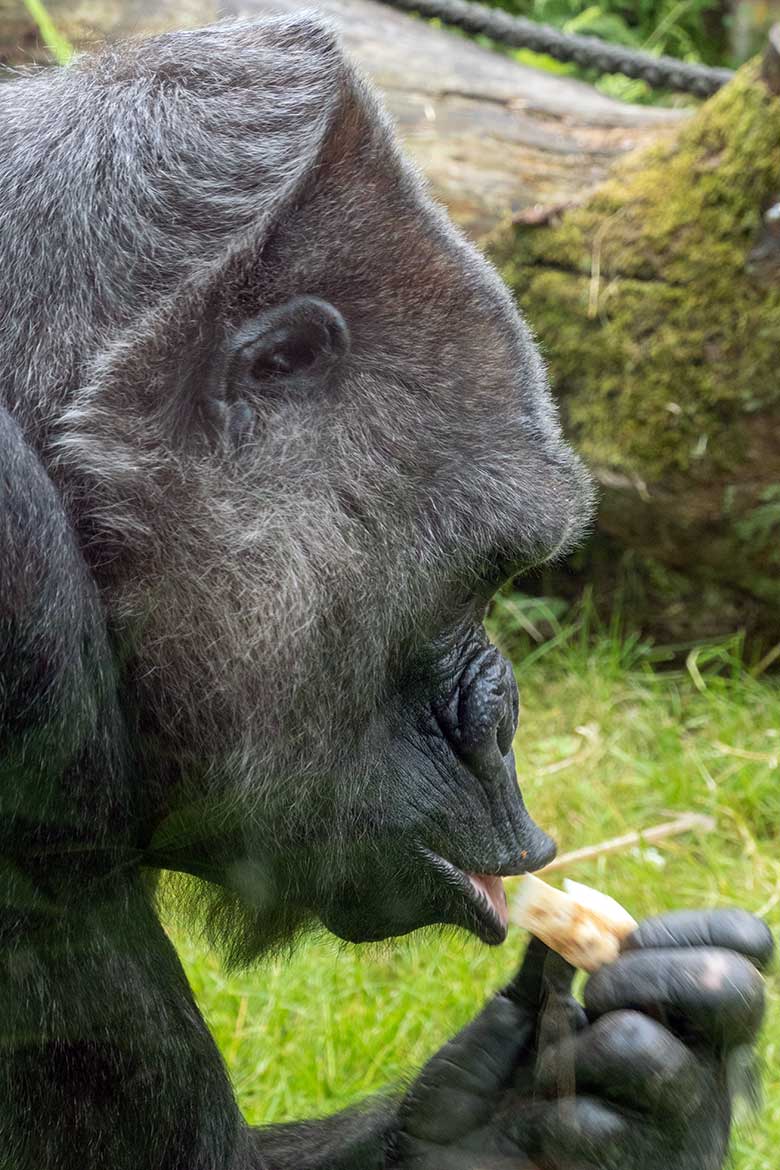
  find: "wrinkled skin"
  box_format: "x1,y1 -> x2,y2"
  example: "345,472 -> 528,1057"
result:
0,16 -> 773,1170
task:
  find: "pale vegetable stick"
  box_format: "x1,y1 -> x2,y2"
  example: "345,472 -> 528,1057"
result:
514,874 -> 637,972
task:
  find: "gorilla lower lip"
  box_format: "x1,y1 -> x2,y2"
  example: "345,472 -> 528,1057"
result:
420,850 -> 510,944
466,873 -> 508,930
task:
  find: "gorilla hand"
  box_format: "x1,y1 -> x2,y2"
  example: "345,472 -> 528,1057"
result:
392,909 -> 773,1170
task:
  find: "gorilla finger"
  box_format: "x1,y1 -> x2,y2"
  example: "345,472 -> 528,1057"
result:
515,1097 -> 630,1169
535,1010 -> 705,1118
504,937 -> 577,1013
401,994 -> 536,1144
623,909 -> 774,972
512,992 -> 590,1099
442,994 -> 536,1091
585,947 -> 766,1050
536,990 -> 589,1061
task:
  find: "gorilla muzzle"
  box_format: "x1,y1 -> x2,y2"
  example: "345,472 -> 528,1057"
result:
414,643 -> 557,940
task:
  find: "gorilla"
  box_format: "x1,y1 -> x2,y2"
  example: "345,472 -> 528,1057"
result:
0,15 -> 772,1170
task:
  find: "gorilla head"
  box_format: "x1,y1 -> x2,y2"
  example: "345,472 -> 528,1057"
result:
1,16 -> 593,966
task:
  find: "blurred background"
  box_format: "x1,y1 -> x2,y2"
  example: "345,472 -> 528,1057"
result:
3,2 -> 779,1166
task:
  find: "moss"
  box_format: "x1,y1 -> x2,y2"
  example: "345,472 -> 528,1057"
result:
735,485 -> 780,567
499,61 -> 780,480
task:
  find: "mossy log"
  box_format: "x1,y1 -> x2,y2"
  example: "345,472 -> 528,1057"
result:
2,0 -> 779,639
498,55 -> 780,642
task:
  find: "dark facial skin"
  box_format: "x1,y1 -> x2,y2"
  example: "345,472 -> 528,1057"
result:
0,16 -> 772,1170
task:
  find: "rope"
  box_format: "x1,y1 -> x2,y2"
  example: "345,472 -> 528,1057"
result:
379,0 -> 735,96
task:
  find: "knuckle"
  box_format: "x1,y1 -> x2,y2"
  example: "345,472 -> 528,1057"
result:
695,949 -> 765,1010
582,961 -> 619,1006
590,1010 -> 688,1081
590,1009 -> 661,1057
711,907 -> 772,949
731,953 -> 766,1003
674,950 -> 766,1049
539,1098 -> 627,1164
723,959 -> 766,1037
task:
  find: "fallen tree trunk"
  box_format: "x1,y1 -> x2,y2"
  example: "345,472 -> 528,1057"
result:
2,0 -> 779,642
0,0 -> 686,240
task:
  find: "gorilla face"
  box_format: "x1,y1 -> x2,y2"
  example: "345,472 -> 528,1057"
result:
38,20 -> 594,960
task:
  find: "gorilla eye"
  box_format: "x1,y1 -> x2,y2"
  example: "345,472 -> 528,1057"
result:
247,333 -> 316,381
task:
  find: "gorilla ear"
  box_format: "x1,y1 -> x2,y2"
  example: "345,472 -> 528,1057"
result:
227,297 -> 350,393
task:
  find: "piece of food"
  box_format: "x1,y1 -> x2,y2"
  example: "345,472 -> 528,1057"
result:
514,874 -> 638,972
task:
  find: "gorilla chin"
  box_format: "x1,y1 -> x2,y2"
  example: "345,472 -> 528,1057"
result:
319,852 -> 536,948
318,629 -> 557,948
317,817 -> 557,949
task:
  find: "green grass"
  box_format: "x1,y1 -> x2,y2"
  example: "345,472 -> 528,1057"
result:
22,0 -> 73,64
169,613 -> 780,1168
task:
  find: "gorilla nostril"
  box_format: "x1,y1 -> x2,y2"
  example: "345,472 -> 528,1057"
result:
500,657 -> 520,754
435,647 -> 519,766
497,703 -> 515,757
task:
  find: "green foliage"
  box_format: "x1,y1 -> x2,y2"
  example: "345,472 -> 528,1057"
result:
494,0 -> 732,65
735,486 -> 780,565
476,0 -> 735,103
22,0 -> 73,65
170,630 -> 780,1169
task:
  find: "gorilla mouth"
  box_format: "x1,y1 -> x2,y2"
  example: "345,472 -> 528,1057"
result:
421,850 -> 510,946
318,638 -> 555,949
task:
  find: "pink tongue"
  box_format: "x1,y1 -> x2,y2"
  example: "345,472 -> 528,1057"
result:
467,873 -> 508,928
